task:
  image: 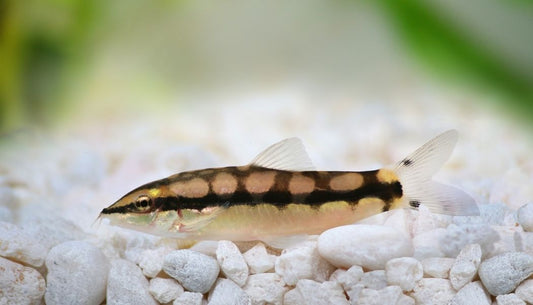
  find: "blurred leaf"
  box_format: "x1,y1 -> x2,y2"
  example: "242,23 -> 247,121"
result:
0,0 -> 102,132
375,0 -> 533,121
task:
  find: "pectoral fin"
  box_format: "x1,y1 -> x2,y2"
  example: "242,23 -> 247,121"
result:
178,205 -> 228,233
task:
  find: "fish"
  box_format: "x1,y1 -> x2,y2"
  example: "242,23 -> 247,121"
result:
99,130 -> 478,248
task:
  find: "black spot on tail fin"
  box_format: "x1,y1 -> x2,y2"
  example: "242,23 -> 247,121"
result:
409,200 -> 420,208
402,159 -> 413,166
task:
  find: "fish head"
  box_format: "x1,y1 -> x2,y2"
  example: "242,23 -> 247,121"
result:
98,183 -> 179,234
98,178 -> 227,238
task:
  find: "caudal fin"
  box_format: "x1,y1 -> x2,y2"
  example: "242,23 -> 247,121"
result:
393,130 -> 479,216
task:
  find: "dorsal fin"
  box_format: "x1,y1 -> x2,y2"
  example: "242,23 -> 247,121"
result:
250,138 -> 316,171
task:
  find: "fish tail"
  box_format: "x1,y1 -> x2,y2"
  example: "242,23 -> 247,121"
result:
393,130 -> 479,216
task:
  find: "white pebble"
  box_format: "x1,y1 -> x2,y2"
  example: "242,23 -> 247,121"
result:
440,224 -> 498,258
173,292 -> 204,305
285,279 -> 349,305
515,279 -> 533,304
318,225 -> 413,270
383,209 -> 415,236
478,252 -> 533,296
283,288 -> 304,305
18,208 -> 86,252
347,284 -> 365,303
330,265 -> 364,289
449,244 -> 482,290
358,286 -> 402,305
330,266 -> 364,302
410,278 -> 455,305
412,229 -> 446,260
413,228 -> 446,260
243,242 -> 275,274
386,257 -> 423,291
275,241 -> 335,285
107,259 -> 157,305
360,270 -> 388,290
0,257 -> 45,305
45,241 -> 108,305
208,278 -> 251,305
514,232 -> 533,253
216,240 -> 249,286
496,294 -> 526,305
139,247 -> 171,278
397,294 -> 415,305
449,281 -> 490,305
517,203 -> 533,232
0,221 -> 47,267
479,203 -> 508,225
163,249 -> 220,293
421,257 -> 455,278
493,226 -> 522,255
412,205 -> 440,235
149,277 -> 184,304
123,236 -> 158,265
242,273 -> 287,305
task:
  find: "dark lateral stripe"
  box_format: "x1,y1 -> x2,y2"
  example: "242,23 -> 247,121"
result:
158,181 -> 403,211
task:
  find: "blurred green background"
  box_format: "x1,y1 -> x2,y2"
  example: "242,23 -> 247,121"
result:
1,0 -> 533,133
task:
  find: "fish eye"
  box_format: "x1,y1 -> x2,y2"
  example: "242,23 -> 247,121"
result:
133,195 -> 152,212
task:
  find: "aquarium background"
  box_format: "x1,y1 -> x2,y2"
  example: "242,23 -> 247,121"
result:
1,0 -> 533,134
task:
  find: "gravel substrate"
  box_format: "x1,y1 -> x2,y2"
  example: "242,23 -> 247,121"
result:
1,92 -> 532,304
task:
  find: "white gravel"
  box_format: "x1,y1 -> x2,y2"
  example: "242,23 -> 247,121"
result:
284,279 -> 349,305
148,277 -> 184,304
359,285 -> 404,305
478,252 -> 533,296
242,273 -> 287,305
0,221 -> 47,268
208,278 -> 251,305
45,241 -> 108,305
275,240 -> 335,285
449,281 -> 491,305
515,279 -> 533,303
385,257 -> 423,291
173,291 -> 204,305
1,93 -> 533,304
421,257 -> 455,278
449,243 -> 482,290
517,203 -> 533,232
318,224 -> 413,269
410,278 -> 455,305
360,270 -> 388,290
0,256 -> 45,305
216,240 -> 249,287
163,249 -> 220,293
107,259 -> 157,305
243,242 -> 275,274
496,293 -> 527,305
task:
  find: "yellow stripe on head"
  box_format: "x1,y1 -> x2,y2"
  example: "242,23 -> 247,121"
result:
149,188 -> 162,197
